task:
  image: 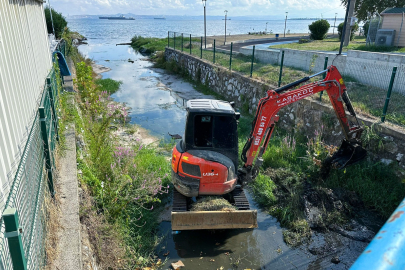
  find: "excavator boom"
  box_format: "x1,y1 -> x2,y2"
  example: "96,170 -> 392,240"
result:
240,65 -> 366,183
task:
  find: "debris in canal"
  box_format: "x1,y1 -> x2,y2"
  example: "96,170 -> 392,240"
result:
190,196 -> 238,211
171,260 -> 185,269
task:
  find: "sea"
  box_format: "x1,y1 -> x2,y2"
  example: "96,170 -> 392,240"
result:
67,17 -> 344,44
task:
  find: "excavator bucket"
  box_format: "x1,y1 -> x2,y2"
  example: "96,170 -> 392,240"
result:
172,210 -> 258,230
330,140 -> 367,169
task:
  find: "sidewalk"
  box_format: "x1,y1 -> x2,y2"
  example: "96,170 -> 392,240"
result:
52,59 -> 82,270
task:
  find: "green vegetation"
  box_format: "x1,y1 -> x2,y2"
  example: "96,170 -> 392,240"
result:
44,7 -> 67,39
60,38 -> 172,268
308,19 -> 330,40
239,118 -> 405,246
272,36 -> 405,53
340,0 -> 405,22
338,22 -> 359,41
95,78 -> 123,94
313,81 -> 405,126
130,36 -> 167,54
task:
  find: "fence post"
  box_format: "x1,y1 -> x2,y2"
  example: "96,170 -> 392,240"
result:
47,77 -> 59,142
229,42 -> 233,70
39,106 -> 55,196
278,50 -> 285,87
189,34 -> 192,55
3,208 -> 27,270
319,56 -> 329,101
213,40 -> 216,63
181,34 -> 184,52
167,31 -> 169,47
381,66 -> 398,122
250,45 -> 255,77
174,33 -> 176,50
200,37 -> 203,59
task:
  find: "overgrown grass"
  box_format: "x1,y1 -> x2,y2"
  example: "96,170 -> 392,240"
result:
236,117 -> 405,246
95,78 -> 122,94
130,36 -> 167,54
61,37 -> 172,268
271,37 -> 366,51
272,36 -> 405,53
311,81 -> 405,126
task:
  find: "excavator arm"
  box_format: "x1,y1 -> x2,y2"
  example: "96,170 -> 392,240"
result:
239,65 -> 366,183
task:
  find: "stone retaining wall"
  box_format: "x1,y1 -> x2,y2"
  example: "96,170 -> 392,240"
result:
165,47 -> 405,170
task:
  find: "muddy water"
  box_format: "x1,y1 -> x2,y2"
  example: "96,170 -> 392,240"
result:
78,44 -> 371,269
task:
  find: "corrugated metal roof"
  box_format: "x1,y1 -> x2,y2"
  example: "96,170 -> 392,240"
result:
382,7 -> 405,14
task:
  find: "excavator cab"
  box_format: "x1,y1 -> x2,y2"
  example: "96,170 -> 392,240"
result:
171,100 -> 258,230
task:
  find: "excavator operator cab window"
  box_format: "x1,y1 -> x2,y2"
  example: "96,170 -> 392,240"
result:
194,115 -> 213,147
194,115 -> 236,148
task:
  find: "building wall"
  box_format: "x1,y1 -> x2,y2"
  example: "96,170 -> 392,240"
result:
381,13 -> 405,46
0,0 -> 52,207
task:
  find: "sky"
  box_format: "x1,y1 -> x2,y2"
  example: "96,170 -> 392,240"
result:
50,0 -> 346,19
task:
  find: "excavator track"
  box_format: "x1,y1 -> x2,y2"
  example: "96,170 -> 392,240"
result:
172,188 -> 187,212
231,187 -> 250,210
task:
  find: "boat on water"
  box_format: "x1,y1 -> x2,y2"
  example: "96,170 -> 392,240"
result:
154,17 -> 166,20
99,15 -> 135,20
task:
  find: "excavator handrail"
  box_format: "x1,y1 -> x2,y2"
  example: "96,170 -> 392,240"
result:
274,68 -> 328,94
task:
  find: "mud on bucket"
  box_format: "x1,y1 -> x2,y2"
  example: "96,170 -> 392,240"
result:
329,139 -> 367,170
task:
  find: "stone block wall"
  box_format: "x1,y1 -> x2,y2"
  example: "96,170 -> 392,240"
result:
165,47 -> 405,170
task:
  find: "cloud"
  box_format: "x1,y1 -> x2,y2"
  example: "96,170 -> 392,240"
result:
50,0 -> 345,17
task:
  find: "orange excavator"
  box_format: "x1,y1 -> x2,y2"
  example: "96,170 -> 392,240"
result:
170,66 -> 367,230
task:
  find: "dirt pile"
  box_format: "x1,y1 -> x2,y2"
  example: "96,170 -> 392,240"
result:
190,196 -> 238,212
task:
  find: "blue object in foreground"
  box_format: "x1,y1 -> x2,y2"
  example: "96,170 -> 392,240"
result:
52,51 -> 71,76
350,197 -> 405,270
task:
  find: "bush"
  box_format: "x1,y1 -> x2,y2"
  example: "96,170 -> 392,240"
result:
44,7 -> 67,39
308,19 -> 330,40
338,22 -> 359,41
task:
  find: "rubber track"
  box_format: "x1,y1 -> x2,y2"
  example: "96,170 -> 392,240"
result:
172,189 -> 187,212
231,187 -> 251,210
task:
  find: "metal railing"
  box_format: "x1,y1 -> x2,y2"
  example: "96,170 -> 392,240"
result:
0,55 -> 61,269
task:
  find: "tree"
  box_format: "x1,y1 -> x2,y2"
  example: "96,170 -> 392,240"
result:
340,0 -> 405,21
308,19 -> 330,40
338,22 -> 359,41
44,7 -> 67,39
363,21 -> 370,38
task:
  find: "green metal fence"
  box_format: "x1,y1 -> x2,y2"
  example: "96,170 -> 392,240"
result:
0,53 -> 61,269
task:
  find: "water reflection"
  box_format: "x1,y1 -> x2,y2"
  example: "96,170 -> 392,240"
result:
78,43 -> 209,140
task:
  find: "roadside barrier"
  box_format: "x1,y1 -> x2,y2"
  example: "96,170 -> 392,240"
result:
0,42 -> 63,270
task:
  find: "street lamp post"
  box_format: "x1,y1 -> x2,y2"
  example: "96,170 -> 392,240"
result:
284,12 -> 288,38
224,10 -> 228,44
266,22 -> 268,33
333,13 -> 337,35
202,0 -> 207,49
